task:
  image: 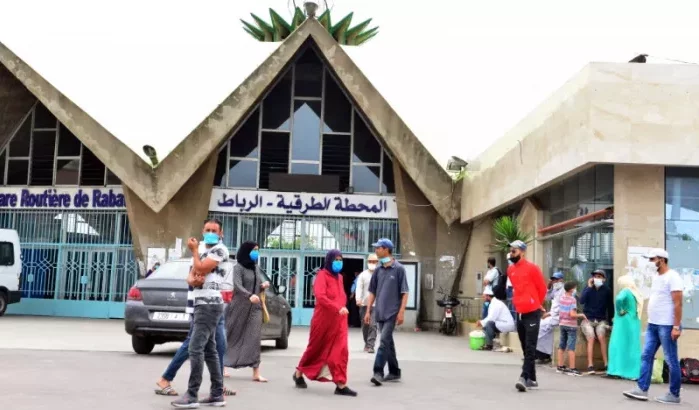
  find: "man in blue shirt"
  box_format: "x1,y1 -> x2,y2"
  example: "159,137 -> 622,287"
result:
363,238 -> 409,386
580,269 -> 614,375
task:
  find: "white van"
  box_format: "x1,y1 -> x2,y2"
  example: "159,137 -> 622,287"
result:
0,229 -> 21,316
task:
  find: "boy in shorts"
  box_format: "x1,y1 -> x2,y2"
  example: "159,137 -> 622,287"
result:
557,281 -> 586,376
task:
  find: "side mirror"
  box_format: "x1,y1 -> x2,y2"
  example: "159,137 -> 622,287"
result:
277,285 -> 286,294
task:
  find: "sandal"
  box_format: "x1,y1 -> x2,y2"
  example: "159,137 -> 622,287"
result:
223,387 -> 237,396
154,385 -> 178,396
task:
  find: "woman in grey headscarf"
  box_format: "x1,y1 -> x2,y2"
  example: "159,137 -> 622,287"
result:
224,241 -> 269,382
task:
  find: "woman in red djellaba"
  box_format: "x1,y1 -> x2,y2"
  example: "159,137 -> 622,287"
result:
293,249 -> 357,397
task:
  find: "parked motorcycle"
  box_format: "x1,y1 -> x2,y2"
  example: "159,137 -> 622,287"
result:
436,288 -> 461,336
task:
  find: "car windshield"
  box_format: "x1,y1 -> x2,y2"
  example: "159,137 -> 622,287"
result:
147,261 -> 191,280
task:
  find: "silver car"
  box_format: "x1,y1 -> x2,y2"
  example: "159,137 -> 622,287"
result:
124,258 -> 291,354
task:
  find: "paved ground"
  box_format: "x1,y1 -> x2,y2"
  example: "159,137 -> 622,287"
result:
1,316 -> 698,409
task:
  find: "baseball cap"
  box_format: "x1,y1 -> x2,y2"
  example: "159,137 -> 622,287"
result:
643,248 -> 669,260
483,288 -> 494,296
551,272 -> 564,280
371,238 -> 394,250
591,269 -> 606,277
509,240 -> 527,251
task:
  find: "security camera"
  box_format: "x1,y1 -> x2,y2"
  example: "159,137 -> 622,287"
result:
446,156 -> 468,172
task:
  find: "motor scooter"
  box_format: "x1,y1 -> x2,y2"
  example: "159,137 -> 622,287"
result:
436,288 -> 461,336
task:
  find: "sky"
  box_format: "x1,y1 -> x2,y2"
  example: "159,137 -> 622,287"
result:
0,0 -> 698,166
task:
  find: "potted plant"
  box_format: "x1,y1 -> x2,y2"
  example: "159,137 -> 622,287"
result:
491,215 -> 533,254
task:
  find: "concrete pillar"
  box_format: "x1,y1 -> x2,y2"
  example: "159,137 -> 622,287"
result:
124,155 -> 218,271
460,217 -> 495,299
518,198 -> 545,270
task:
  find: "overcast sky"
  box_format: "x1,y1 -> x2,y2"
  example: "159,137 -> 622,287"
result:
0,0 -> 697,165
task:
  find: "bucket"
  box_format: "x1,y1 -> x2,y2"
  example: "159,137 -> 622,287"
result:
469,330 -> 486,350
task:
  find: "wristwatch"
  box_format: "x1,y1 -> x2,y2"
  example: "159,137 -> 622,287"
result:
673,326 -> 681,331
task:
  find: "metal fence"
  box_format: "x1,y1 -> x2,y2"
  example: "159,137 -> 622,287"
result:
0,209 -> 137,305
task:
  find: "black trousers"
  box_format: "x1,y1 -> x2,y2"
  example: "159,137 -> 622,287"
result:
517,310 -> 542,382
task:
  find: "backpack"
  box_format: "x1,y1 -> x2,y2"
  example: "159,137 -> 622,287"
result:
680,358 -> 699,384
492,267 -> 508,301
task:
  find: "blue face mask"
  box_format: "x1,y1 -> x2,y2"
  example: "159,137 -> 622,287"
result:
203,232 -> 220,245
379,256 -> 391,264
249,250 -> 259,262
331,260 -> 343,273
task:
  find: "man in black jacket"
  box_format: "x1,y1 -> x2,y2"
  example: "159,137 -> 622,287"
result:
580,269 -> 614,375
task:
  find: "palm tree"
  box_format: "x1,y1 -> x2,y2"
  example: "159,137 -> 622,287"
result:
491,215 -> 533,254
241,7 -> 379,46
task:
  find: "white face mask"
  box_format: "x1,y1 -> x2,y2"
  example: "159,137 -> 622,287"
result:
553,282 -> 564,291
593,278 -> 604,288
367,263 -> 378,271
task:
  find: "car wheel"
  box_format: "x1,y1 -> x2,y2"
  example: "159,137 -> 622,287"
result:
276,314 -> 289,349
0,291 -> 7,317
132,335 -> 155,355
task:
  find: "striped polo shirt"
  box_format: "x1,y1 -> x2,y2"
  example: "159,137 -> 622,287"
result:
186,242 -> 230,314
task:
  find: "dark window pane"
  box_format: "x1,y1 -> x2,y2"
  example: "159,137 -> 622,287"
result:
259,132 -> 290,189
7,160 -> 28,185
323,71 -> 351,133
352,164 -> 380,193
262,70 -> 292,131
228,160 -> 257,188
80,148 -> 106,185
214,148 -> 227,187
291,101 -> 321,161
106,169 -> 120,185
291,162 -> 319,175
30,130 -> 56,185
294,48 -> 323,98
595,164 -> 614,204
352,112 -> 381,163
578,167 -> 595,203
55,159 -> 80,185
33,104 -> 57,129
9,115 -> 31,157
382,152 -> 395,194
57,124 -> 82,156
229,108 -> 259,158
322,134 -> 350,192
0,151 -> 5,184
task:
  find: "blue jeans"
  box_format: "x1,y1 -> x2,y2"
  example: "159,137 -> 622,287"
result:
481,302 -> 490,320
638,324 -> 681,397
558,325 -> 578,351
162,313 -> 227,382
373,317 -> 400,376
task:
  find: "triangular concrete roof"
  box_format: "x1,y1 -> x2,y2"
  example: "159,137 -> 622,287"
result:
0,18 -> 459,224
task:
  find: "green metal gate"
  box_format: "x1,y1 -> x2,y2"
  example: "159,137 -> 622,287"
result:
3,209 -> 137,318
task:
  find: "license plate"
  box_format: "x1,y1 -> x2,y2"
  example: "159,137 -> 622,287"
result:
445,312 -> 453,318
153,312 -> 189,321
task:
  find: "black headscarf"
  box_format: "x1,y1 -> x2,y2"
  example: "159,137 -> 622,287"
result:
236,241 -> 258,270
323,249 -> 342,275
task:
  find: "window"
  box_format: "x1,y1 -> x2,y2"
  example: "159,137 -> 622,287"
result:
0,104 -> 119,187
291,162 -> 319,175
352,112 -> 381,164
382,152 -> 395,194
321,134 -> 350,192
228,160 -> 258,188
291,101 -> 321,162
0,242 -> 14,266
259,132 -> 290,189
262,70 -> 292,131
352,164 -> 381,193
323,70 -> 351,133
294,48 -> 323,98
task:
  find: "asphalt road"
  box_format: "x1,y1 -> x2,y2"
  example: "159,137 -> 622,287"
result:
1,316 -> 698,409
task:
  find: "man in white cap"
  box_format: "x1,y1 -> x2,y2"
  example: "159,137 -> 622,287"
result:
477,288 -> 515,350
624,248 -> 683,404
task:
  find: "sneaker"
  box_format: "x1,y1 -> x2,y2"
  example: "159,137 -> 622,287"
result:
596,366 -> 608,375
199,396 -> 226,407
292,372 -> 307,389
556,366 -> 567,373
586,366 -> 596,375
367,348 -> 375,354
480,345 -> 494,351
655,392 -> 680,405
334,386 -> 358,397
515,377 -> 527,392
567,369 -> 582,377
171,396 -> 200,409
370,373 -> 384,386
383,374 -> 401,382
526,379 -> 539,389
623,387 -> 649,401
536,358 -> 552,365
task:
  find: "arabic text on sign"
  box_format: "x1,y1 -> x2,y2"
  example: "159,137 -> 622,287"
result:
216,192 -> 389,215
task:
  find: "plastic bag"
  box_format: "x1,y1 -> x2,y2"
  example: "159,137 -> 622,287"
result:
469,330 -> 485,338
652,358 -> 665,384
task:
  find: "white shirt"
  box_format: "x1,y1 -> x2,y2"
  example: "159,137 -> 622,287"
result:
547,286 -> 565,325
484,267 -> 499,294
647,269 -> 684,326
481,297 -> 515,333
355,269 -> 374,306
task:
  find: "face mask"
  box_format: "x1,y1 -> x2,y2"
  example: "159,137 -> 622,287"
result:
203,232 -> 220,245
652,262 -> 660,272
508,255 -> 521,264
484,301 -> 490,307
572,290 -> 577,297
367,263 -> 377,271
249,250 -> 259,262
331,260 -> 343,273
379,256 -> 391,264
593,278 -> 604,288
553,282 -> 564,291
